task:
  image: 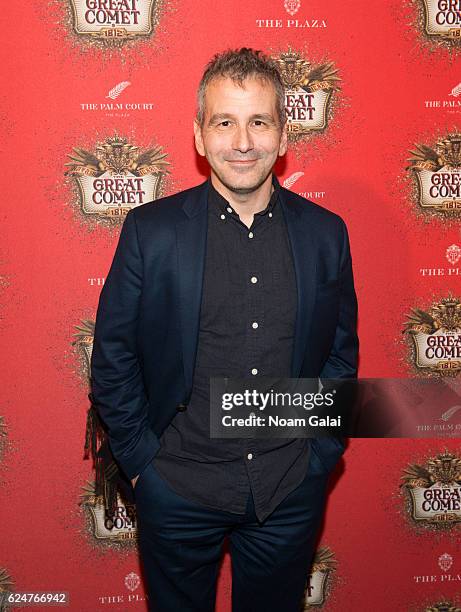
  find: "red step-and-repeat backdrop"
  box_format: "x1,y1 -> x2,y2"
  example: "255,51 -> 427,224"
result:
2,0 -> 461,610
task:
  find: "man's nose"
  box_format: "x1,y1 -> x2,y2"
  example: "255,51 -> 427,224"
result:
232,125 -> 254,152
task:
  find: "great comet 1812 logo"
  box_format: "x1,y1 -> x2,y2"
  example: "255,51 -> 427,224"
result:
273,49 -> 340,142
68,0 -> 161,44
408,133 -> 461,218
80,481 -> 138,544
404,296 -> 461,375
421,0 -> 461,40
401,450 -> 461,529
65,135 -> 170,222
303,546 -> 337,608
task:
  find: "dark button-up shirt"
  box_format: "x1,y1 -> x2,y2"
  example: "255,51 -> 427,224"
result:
153,174 -> 310,522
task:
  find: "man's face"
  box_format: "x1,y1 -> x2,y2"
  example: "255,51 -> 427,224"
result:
194,76 -> 287,195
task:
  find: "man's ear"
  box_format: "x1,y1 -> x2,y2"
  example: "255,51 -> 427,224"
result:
278,122 -> 288,157
194,119 -> 205,157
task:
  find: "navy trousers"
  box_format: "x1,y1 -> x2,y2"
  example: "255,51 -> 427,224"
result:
134,443 -> 332,612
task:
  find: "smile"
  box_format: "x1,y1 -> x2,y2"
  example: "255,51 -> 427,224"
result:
227,160 -> 258,165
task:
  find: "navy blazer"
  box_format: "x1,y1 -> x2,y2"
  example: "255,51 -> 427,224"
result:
90,178 -> 359,480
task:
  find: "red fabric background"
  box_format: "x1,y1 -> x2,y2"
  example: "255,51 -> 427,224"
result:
1,0 -> 460,610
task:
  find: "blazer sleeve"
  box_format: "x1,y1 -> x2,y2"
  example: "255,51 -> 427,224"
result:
319,217 -> 359,379
90,209 -> 160,481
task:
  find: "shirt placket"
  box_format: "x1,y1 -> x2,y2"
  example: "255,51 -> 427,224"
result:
242,213 -> 271,512
213,191 -> 283,520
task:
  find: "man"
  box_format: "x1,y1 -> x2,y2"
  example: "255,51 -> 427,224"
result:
91,47 -> 358,612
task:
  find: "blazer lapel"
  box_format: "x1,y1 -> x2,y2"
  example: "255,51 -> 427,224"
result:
176,180 -> 209,392
279,188 -> 318,377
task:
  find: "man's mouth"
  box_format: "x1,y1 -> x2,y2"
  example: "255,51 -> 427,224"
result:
226,159 -> 258,164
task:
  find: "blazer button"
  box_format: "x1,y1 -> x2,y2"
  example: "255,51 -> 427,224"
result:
176,403 -> 188,412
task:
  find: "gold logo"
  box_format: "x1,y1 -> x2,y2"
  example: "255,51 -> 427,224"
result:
408,133 -> 461,218
80,481 -> 138,545
404,295 -> 461,374
65,135 -> 170,222
421,0 -> 461,40
401,450 -> 461,529
68,0 -> 162,45
274,49 -> 340,142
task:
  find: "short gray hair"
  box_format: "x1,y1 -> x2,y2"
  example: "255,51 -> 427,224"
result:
196,47 -> 286,130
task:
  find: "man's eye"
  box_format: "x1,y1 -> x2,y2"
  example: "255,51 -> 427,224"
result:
219,121 -> 231,127
253,120 -> 266,126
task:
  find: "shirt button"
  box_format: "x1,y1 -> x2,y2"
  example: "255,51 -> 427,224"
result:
250,276 -> 258,284
226,207 -> 233,213
247,453 -> 253,460
251,368 -> 258,375
268,212 -> 273,218
220,214 -> 225,220
248,232 -> 254,238
252,322 -> 258,329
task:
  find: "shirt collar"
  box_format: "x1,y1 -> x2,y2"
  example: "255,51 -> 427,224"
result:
208,174 -> 280,218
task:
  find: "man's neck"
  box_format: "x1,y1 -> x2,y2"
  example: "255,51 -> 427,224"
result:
210,173 -> 274,228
